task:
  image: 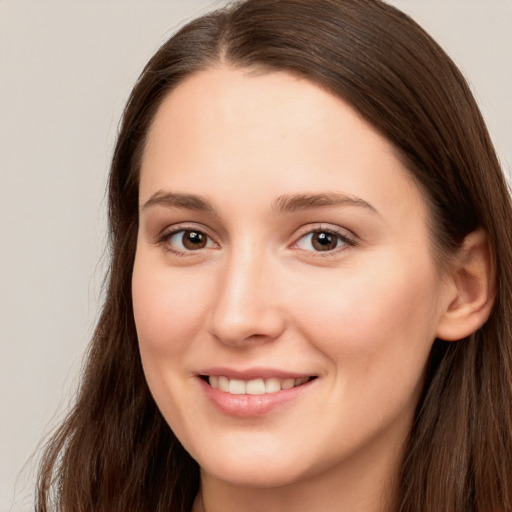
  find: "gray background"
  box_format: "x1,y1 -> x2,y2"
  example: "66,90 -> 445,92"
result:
1,1 -> 510,510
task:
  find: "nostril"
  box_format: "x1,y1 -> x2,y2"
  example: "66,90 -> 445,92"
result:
207,272 -> 287,347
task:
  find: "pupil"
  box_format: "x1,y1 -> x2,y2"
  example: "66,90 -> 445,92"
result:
313,232 -> 336,251
184,231 -> 206,249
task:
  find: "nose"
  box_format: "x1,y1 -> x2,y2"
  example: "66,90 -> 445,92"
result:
207,248 -> 286,347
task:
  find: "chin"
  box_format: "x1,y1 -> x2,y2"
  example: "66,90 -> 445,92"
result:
204,462 -> 307,489
193,446 -> 313,489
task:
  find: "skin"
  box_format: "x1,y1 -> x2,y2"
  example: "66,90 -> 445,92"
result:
132,66 -> 456,512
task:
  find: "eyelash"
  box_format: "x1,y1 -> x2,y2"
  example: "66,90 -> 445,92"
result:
292,226 -> 357,255
157,224 -> 357,256
157,225 -> 217,256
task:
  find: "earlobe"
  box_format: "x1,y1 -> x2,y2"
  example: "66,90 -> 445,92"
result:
436,229 -> 495,341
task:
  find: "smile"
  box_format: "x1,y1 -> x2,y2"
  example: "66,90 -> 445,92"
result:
205,375 -> 314,395
198,371 -> 318,416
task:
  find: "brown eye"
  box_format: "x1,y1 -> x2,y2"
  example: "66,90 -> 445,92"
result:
311,232 -> 338,251
167,230 -> 212,251
296,230 -> 349,252
182,231 -> 206,249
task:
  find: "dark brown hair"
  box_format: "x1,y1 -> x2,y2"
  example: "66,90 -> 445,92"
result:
37,1 -> 512,511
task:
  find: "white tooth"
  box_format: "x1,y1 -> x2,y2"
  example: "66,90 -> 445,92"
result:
218,376 -> 229,392
209,376 -> 218,388
265,377 -> 281,394
294,377 -> 309,387
246,378 -> 266,395
228,379 -> 247,395
281,378 -> 295,390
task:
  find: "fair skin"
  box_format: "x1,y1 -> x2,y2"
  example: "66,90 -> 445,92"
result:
132,66 -> 492,512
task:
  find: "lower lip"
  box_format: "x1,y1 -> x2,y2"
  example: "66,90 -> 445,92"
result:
198,377 -> 315,417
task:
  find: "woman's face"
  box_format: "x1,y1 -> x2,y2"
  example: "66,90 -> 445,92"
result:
132,67 -> 452,488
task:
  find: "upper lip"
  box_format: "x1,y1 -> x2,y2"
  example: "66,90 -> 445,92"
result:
198,367 -> 316,380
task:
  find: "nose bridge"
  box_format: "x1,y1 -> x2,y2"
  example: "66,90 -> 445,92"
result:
208,241 -> 285,346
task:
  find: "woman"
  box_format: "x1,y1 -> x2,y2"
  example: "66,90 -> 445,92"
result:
36,0 -> 512,511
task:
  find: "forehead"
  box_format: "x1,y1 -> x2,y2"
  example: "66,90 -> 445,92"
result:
139,66 -> 424,221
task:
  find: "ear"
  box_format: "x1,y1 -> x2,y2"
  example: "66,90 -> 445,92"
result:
436,229 -> 495,341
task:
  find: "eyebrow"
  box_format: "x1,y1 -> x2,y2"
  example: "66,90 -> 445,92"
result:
141,190 -> 378,215
141,190 -> 215,212
273,192 -> 378,215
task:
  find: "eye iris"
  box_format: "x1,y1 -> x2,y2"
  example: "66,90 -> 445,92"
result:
312,232 -> 338,251
182,231 -> 206,250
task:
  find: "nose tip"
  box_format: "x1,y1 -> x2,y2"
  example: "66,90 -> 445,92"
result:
207,257 -> 286,347
209,312 -> 285,347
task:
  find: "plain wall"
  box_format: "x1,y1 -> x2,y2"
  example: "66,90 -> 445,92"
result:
0,1 -> 510,511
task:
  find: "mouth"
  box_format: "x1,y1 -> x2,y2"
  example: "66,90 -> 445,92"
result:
200,375 -> 317,395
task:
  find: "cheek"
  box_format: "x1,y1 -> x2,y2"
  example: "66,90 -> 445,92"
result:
132,254 -> 209,359
291,264 -> 440,450
291,256 -> 441,383
131,253 -> 212,429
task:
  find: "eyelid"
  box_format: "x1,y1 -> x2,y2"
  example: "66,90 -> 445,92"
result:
157,223 -> 219,255
290,224 -> 357,254
154,222 -> 357,257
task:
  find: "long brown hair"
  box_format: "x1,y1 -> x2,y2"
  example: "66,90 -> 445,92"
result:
36,1 -> 512,511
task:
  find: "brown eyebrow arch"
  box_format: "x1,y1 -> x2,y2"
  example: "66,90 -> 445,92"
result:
141,190 -> 378,216
141,190 -> 215,213
273,192 -> 378,215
